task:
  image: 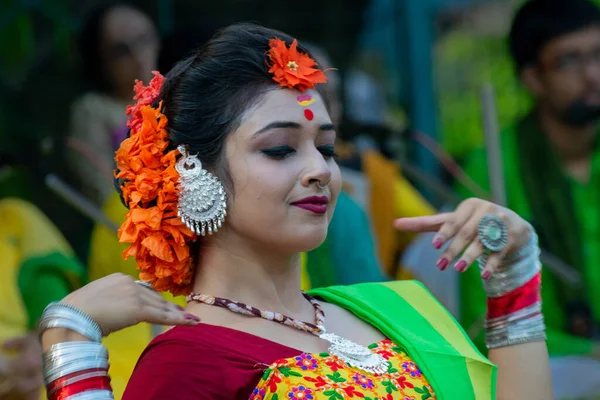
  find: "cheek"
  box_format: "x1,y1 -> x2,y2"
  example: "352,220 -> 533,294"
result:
227,156 -> 293,223
548,74 -> 585,100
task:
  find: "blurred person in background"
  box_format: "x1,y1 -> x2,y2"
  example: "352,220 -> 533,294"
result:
67,4 -> 159,207
0,199 -> 85,399
458,0 -> 600,387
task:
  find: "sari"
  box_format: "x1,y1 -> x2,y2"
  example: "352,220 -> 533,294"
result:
123,281 -> 495,399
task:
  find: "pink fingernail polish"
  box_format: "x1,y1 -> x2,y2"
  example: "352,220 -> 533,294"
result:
185,313 -> 201,322
482,270 -> 492,280
455,260 -> 467,272
437,258 -> 449,270
433,237 -> 444,249
176,305 -> 185,311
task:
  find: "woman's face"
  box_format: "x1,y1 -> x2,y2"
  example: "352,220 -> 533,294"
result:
224,88 -> 341,253
100,6 -> 159,98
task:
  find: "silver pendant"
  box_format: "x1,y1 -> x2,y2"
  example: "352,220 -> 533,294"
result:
320,332 -> 389,375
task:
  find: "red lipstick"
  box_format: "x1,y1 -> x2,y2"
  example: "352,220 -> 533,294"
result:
291,196 -> 329,215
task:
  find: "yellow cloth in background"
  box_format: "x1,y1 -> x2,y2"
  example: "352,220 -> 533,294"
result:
362,151 -> 435,280
0,199 -> 78,342
0,199 -> 82,400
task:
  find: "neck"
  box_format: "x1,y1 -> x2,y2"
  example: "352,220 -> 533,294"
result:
538,106 -> 596,162
191,228 -> 306,315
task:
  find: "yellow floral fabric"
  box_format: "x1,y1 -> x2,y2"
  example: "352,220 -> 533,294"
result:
252,339 -> 436,400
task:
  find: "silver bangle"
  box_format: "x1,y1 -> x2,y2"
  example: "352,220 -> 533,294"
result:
66,390 -> 114,400
485,303 -> 542,330
45,353 -> 108,373
44,343 -> 109,385
44,342 -> 107,363
485,307 -> 546,349
486,332 -> 547,349
39,303 -> 103,342
44,359 -> 109,386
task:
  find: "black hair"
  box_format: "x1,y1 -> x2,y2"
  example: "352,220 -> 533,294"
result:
509,0 -> 600,71
116,22 -> 329,200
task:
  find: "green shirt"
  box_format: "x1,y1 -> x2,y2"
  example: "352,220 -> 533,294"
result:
457,122 -> 600,356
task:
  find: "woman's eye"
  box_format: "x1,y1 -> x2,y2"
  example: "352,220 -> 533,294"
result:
318,145 -> 338,160
261,146 -> 295,160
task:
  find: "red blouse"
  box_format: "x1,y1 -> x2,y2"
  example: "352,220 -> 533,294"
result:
123,323 -> 302,400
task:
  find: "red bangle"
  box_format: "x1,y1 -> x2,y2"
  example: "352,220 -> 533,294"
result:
50,376 -> 111,400
47,369 -> 111,400
486,271 -> 542,319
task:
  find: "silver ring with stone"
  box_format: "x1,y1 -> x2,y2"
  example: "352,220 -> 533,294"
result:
478,214 -> 509,252
135,280 -> 154,291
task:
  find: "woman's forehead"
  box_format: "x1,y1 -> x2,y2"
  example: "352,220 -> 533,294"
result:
243,89 -> 331,127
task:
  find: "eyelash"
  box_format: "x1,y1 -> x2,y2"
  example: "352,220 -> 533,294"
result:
261,146 -> 338,160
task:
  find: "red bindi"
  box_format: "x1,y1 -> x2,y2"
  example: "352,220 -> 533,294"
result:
304,109 -> 314,121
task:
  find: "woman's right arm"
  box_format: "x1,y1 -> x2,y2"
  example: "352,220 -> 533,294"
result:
40,274 -> 200,398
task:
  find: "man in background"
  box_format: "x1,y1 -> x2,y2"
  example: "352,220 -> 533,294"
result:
459,0 -> 600,366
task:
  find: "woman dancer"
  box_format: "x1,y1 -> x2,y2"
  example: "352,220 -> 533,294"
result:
40,23 -> 551,399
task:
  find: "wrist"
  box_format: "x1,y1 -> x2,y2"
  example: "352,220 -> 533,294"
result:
481,226 -> 546,349
43,342 -> 112,399
479,223 -> 540,298
41,328 -> 91,353
39,302 -> 103,344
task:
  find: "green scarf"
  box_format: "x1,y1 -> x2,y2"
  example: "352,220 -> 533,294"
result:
309,281 -> 496,399
515,112 -> 585,303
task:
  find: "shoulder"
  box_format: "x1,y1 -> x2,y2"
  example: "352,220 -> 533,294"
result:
71,92 -> 109,113
123,324 -> 274,400
311,281 -> 455,327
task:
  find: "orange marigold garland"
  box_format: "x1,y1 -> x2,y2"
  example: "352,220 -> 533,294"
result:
266,38 -> 328,92
115,71 -> 196,295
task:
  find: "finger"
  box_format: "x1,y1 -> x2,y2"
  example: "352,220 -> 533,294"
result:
142,305 -> 201,326
3,336 -> 30,351
393,213 -> 452,233
9,350 -> 41,376
436,216 -> 479,270
452,239 -> 486,273
13,372 -> 43,394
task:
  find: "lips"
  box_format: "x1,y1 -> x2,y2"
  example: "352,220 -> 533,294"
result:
291,196 -> 329,215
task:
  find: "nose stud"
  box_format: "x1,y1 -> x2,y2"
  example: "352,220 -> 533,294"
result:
317,180 -> 330,189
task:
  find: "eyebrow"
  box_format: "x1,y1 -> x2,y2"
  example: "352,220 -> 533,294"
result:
253,121 -> 336,137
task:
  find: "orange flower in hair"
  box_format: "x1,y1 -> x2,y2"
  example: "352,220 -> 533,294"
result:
115,72 -> 196,295
267,38 -> 328,92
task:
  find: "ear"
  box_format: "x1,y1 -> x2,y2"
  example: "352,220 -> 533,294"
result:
520,66 -> 545,97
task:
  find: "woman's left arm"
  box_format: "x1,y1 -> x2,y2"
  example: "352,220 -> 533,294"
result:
488,342 -> 552,399
394,198 -> 553,400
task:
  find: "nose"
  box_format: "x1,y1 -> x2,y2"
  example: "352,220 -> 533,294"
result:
301,148 -> 332,189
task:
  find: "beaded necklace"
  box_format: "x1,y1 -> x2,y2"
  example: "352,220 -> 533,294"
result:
187,292 -> 388,375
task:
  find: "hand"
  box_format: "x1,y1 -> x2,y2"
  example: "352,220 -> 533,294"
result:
393,198 -> 531,279
60,273 -> 200,337
1,334 -> 43,400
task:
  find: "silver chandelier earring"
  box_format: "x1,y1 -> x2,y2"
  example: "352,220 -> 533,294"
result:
175,145 -> 227,236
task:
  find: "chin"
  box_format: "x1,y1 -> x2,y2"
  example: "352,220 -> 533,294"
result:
286,225 -> 329,253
